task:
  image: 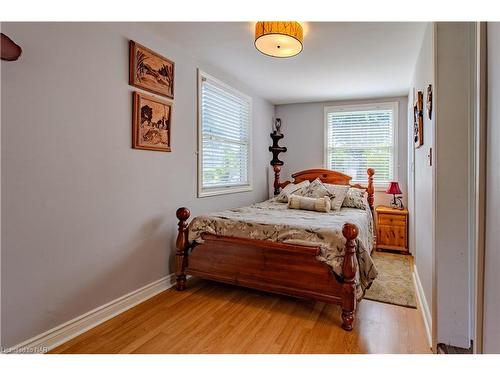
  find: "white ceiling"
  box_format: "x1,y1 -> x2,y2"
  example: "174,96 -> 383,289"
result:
145,22 -> 427,105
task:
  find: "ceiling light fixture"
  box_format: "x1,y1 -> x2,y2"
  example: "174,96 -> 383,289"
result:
254,21 -> 303,58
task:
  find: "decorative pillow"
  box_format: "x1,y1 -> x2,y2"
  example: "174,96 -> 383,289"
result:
275,180 -> 310,203
302,178 -> 331,198
342,187 -> 367,209
324,183 -> 350,211
288,195 -> 331,213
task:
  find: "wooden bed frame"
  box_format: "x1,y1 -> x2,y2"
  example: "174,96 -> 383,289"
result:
175,168 -> 375,331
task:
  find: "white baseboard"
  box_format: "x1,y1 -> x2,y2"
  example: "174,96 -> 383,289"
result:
412,265 -> 432,348
4,274 -> 176,354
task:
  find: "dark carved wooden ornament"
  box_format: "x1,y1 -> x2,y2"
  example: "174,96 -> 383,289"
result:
1,33 -> 22,61
269,131 -> 287,195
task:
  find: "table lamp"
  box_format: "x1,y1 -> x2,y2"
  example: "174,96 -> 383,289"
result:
386,181 -> 403,209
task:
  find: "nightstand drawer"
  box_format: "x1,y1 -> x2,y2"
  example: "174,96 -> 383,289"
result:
378,214 -> 406,227
377,224 -> 407,249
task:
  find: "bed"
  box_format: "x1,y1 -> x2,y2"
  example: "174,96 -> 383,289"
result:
175,168 -> 376,331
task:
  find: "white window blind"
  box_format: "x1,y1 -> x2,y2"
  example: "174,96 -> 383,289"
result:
325,103 -> 397,185
198,71 -> 252,197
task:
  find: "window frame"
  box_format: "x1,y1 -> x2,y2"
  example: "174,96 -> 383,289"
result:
323,101 -> 399,189
197,69 -> 253,198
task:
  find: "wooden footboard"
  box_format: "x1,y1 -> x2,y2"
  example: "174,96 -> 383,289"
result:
174,207 -> 359,331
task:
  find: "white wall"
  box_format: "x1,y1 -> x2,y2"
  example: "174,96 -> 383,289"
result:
434,22 -> 475,348
274,97 -> 408,207
0,22 -> 274,347
409,23 -> 434,329
483,21 -> 500,354
409,23 -> 476,349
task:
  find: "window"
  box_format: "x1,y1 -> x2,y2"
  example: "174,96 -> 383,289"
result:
324,102 -> 398,187
198,70 -> 252,197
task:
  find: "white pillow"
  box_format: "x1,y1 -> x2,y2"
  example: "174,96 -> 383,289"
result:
324,184 -> 350,211
288,195 -> 331,213
275,180 -> 310,203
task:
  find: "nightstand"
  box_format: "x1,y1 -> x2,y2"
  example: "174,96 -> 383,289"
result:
375,205 -> 409,253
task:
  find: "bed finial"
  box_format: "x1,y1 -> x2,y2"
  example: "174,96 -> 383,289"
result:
176,207 -> 191,291
176,207 -> 190,222
341,223 -> 358,331
366,168 -> 375,212
342,223 -> 359,241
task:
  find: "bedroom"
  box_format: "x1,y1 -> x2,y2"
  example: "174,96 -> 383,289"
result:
2,0 -> 500,371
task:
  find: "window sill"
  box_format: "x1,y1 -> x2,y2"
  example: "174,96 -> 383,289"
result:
198,185 -> 253,198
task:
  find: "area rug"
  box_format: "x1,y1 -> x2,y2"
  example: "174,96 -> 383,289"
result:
363,252 -> 417,308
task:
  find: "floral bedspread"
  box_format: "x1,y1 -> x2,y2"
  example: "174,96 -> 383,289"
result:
188,199 -> 378,299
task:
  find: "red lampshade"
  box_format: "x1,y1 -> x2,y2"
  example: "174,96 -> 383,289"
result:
386,181 -> 402,195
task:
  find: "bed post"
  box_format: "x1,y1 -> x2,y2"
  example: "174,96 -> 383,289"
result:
366,168 -> 375,213
341,223 -> 358,331
175,207 -> 191,291
273,165 -> 282,195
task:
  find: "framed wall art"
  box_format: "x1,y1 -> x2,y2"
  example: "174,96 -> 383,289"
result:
129,41 -> 174,99
426,84 -> 433,120
414,91 -> 424,148
132,91 -> 172,152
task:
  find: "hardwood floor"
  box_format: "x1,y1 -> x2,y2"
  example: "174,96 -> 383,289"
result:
50,277 -> 431,354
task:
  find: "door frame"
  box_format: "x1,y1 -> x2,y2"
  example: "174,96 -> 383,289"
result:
473,21 -> 487,354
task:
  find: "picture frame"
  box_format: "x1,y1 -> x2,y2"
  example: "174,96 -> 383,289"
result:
132,91 -> 172,152
129,40 -> 175,99
426,84 -> 433,120
414,91 -> 424,148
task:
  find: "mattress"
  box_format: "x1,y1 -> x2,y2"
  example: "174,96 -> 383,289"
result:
188,199 -> 378,297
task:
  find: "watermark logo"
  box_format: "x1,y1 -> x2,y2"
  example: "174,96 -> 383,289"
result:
1,345 -> 49,354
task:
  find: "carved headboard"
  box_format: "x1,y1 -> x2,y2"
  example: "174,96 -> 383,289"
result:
279,168 -> 375,212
